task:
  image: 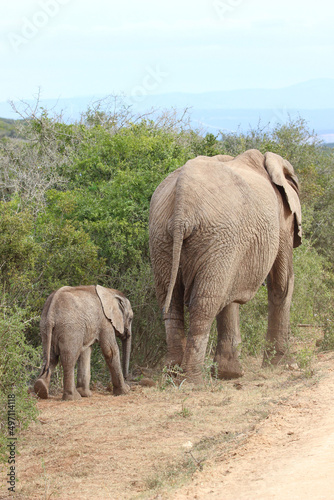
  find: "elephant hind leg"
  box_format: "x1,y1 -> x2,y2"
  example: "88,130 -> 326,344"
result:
34,351 -> 59,399
34,377 -> 50,399
34,378 -> 49,399
60,349 -> 82,401
263,248 -> 295,367
165,314 -> 186,367
76,347 -> 92,397
214,303 -> 244,380
180,312 -> 214,385
164,279 -> 186,367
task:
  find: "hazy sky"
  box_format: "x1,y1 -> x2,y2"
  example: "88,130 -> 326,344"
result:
1,0 -> 333,102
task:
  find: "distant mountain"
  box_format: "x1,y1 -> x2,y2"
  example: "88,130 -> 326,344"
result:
132,79 -> 334,111
1,79 -> 333,141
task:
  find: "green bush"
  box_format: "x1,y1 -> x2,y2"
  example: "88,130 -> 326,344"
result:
292,239 -> 331,325
0,102 -> 333,420
240,285 -> 268,356
0,304 -> 39,463
239,237 -> 334,357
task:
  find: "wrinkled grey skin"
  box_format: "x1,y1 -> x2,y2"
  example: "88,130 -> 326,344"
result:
149,150 -> 302,384
34,285 -> 133,400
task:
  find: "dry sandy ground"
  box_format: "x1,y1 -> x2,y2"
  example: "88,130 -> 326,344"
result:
174,355 -> 334,500
1,352 -> 334,499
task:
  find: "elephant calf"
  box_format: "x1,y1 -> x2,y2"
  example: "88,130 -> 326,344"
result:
34,285 -> 133,401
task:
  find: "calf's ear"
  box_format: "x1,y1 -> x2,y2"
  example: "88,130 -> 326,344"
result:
96,285 -> 124,334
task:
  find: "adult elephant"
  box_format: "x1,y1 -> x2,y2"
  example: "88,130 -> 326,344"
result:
149,149 -> 301,384
34,285 -> 132,400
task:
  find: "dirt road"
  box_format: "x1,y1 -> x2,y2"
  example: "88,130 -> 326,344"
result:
2,353 -> 334,499
174,356 -> 334,500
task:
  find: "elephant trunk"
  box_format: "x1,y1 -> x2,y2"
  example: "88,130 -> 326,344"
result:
122,333 -> 131,379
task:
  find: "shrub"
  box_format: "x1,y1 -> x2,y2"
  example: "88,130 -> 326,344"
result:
0,304 -> 39,463
1,102 -> 333,387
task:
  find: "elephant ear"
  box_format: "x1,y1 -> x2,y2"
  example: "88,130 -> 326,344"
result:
264,152 -> 302,248
96,285 -> 124,334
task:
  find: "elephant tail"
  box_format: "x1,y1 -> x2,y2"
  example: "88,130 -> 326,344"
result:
39,319 -> 53,378
163,226 -> 184,317
38,290 -> 59,378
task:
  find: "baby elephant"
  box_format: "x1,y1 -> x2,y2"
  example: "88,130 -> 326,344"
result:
34,285 -> 133,401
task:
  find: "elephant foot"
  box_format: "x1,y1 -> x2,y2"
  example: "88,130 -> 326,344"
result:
76,387 -> 92,398
215,357 -> 244,380
179,366 -> 204,386
187,374 -> 204,385
62,390 -> 82,401
165,354 -> 184,369
262,351 -> 288,368
113,383 -> 130,396
34,379 -> 49,399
